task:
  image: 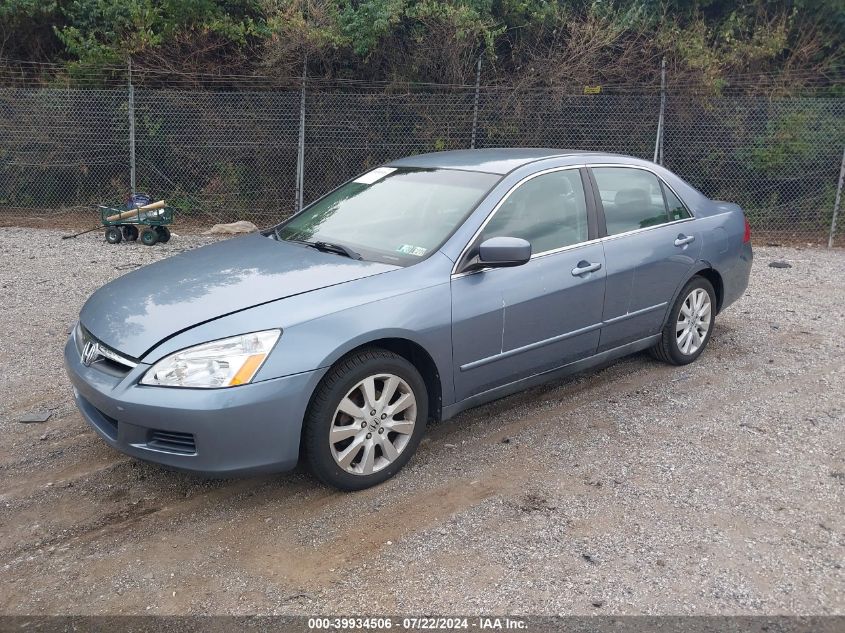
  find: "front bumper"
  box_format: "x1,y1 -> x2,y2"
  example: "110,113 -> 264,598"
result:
64,333 -> 325,476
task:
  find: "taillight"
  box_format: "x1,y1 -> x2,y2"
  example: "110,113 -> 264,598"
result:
743,216 -> 751,243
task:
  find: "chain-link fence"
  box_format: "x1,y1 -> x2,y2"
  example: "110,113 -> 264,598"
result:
1,79 -> 843,243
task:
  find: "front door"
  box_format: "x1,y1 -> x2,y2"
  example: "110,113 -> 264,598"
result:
451,168 -> 606,402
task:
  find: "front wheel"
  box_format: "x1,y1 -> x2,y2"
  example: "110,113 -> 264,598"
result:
651,276 -> 716,365
140,228 -> 159,246
303,349 -> 428,491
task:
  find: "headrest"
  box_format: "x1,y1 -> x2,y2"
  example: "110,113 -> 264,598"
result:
614,188 -> 649,207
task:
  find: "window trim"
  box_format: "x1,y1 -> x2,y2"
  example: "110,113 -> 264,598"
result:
587,164 -> 696,239
658,181 -> 672,223
453,165 -> 597,276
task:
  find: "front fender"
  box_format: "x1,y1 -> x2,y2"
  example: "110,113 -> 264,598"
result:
255,282 -> 454,405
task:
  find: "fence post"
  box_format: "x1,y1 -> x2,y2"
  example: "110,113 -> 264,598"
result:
828,147 -> 845,248
294,56 -> 307,213
128,57 -> 136,195
653,56 -> 666,165
470,55 -> 482,149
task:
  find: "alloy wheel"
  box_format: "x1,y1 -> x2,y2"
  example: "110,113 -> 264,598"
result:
676,288 -> 712,355
329,373 -> 417,476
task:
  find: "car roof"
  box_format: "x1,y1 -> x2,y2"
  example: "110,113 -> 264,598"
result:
387,148 -> 623,175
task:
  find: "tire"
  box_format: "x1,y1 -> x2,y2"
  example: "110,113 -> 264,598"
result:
140,228 -> 159,246
122,225 -> 139,241
650,276 -> 716,365
303,348 -> 428,491
155,226 -> 171,243
105,227 -> 122,244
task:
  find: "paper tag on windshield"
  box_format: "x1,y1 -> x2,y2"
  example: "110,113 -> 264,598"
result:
354,167 -> 397,185
397,244 -> 427,256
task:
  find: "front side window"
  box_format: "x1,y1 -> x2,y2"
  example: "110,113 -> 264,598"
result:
592,167 -> 670,235
275,168 -> 500,265
480,169 -> 589,254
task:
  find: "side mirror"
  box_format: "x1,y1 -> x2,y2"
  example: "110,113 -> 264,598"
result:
477,236 -> 532,268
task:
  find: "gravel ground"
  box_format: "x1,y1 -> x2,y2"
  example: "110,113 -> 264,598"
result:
0,227 -> 843,615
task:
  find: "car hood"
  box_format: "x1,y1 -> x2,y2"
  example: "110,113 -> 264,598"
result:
79,234 -> 397,358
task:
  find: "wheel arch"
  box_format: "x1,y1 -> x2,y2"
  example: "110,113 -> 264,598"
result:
691,263 -> 724,314
661,262 -> 725,330
312,334 -> 445,423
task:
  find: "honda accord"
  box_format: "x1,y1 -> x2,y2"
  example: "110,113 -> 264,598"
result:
65,149 -> 753,490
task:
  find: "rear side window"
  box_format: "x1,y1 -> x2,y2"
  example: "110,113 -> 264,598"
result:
662,184 -> 692,221
592,167 -> 670,235
480,169 -> 589,254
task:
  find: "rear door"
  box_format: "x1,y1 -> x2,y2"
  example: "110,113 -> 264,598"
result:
450,167 -> 606,401
589,166 -> 702,351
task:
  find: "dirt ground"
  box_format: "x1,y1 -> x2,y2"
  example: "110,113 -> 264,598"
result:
0,228 -> 843,615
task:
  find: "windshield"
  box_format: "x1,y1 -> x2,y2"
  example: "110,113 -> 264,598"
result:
274,167 -> 500,265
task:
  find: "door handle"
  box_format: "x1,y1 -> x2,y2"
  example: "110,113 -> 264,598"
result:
571,261 -> 602,276
674,234 -> 695,247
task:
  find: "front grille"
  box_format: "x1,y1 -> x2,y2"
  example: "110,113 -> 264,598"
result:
99,357 -> 133,374
77,324 -> 138,373
147,430 -> 197,455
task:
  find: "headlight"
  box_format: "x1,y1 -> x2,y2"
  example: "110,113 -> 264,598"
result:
140,330 -> 281,388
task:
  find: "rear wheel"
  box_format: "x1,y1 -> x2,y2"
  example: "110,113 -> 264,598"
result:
155,226 -> 171,243
122,225 -> 139,241
105,227 -> 122,244
303,348 -> 427,490
140,228 -> 159,246
651,276 -> 716,365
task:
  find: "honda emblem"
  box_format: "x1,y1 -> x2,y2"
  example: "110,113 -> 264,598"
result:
81,341 -> 99,366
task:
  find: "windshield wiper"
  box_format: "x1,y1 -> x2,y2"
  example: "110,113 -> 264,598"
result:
279,236 -> 363,260
311,241 -> 363,260
287,238 -> 362,260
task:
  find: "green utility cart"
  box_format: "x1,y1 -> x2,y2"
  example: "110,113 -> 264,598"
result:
99,201 -> 175,246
